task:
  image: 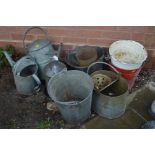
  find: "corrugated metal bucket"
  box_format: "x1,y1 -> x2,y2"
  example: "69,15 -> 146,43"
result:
47,70 -> 94,124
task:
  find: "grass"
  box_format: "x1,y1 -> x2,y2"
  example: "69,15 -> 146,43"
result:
35,119 -> 65,129
35,120 -> 52,129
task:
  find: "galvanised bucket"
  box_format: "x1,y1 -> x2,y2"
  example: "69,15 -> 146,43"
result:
87,61 -> 129,119
47,70 -> 94,124
92,77 -> 129,119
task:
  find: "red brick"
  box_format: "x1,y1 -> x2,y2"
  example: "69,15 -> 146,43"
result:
149,50 -> 155,58
145,34 -> 155,49
62,37 -> 87,44
131,33 -> 145,42
48,36 -> 63,44
0,33 -> 11,40
11,33 -> 36,41
87,38 -> 115,47
47,26 -> 77,30
12,27 -> 44,35
0,26 -> 154,59
0,27 -> 16,33
136,41 -> 146,48
47,26 -> 98,30
150,51 -> 155,69
48,28 -> 102,38
143,50 -> 152,69
83,26 -> 117,31
143,60 -> 152,69
116,26 -> 146,32
101,31 -> 131,40
0,27 -> 28,34
117,26 -> 155,33
85,30 -> 102,38
15,27 -> 28,33
57,26 -> 117,31
63,44 -> 74,50
144,26 -> 155,33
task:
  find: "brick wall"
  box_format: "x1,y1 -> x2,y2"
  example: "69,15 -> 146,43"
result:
0,26 -> 155,68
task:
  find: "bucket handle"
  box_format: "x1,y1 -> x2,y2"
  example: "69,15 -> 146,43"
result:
23,26 -> 48,51
87,61 -> 120,74
32,74 -> 41,93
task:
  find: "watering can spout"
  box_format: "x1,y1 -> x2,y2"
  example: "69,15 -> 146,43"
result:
3,51 -> 15,67
57,43 -> 64,59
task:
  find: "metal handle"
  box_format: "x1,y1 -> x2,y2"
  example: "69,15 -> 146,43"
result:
23,26 -> 48,51
87,61 -> 120,74
57,43 -> 64,59
32,74 -> 41,93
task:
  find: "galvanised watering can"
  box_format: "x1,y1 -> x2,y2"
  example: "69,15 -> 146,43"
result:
3,51 -> 41,95
23,26 -> 63,79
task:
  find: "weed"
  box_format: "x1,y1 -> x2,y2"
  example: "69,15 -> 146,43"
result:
0,45 -> 15,68
35,119 -> 52,129
55,119 -> 65,128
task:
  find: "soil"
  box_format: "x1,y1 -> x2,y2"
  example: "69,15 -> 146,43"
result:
0,66 -> 155,129
131,69 -> 155,92
0,67 -> 80,129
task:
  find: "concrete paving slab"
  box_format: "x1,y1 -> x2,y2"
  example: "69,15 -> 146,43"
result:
82,86 -> 155,129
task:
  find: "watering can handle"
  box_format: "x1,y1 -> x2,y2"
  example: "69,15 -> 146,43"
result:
32,74 -> 41,93
87,61 -> 120,74
23,26 -> 48,51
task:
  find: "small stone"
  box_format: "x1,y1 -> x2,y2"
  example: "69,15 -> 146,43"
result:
91,114 -> 95,117
43,102 -> 46,106
135,98 -> 138,101
46,101 -> 58,112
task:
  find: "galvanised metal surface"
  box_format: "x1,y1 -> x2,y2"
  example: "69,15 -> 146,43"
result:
92,77 -> 129,119
43,60 -> 67,86
23,27 -> 63,79
3,51 -> 41,95
65,46 -> 105,72
47,70 -> 94,124
87,61 -> 129,119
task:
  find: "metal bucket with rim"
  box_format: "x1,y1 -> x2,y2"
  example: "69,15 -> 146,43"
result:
87,61 -> 129,119
47,70 -> 94,124
92,77 -> 129,119
109,40 -> 148,79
